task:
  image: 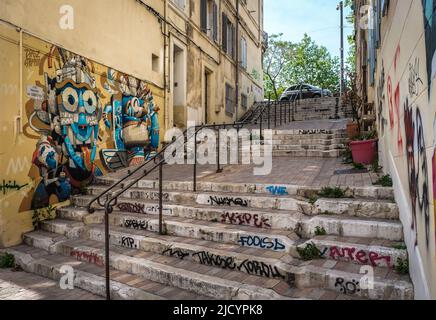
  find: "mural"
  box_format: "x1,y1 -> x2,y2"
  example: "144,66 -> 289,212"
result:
27,46 -> 160,209
101,70 -> 160,170
422,0 -> 436,92
29,47 -> 103,209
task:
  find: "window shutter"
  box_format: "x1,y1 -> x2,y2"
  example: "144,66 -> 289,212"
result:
222,13 -> 228,52
231,24 -> 236,59
212,2 -> 218,41
200,0 -> 207,33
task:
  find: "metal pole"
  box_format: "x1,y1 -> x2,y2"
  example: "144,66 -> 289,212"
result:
338,1 -> 344,97
193,126 -> 198,192
268,101 -> 271,130
216,125 -> 222,173
260,111 -> 263,141
104,205 -> 111,300
274,103 -> 277,128
159,161 -> 163,235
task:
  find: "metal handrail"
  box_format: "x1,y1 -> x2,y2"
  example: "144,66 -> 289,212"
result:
88,89 -> 305,300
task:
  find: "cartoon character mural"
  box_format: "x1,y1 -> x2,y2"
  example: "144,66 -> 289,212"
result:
29,46 -> 103,209
100,70 -> 160,170
422,0 -> 436,92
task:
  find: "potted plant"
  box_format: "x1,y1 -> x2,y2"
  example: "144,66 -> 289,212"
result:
349,131 -> 378,165
344,72 -> 362,140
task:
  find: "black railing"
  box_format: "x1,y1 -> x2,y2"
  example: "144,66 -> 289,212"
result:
87,87 -> 303,300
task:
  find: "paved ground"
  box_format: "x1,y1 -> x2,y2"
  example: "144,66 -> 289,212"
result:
110,158 -> 380,188
0,269 -> 102,300
107,119 -> 382,188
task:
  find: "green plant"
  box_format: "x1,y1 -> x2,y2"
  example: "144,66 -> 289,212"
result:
392,243 -> 407,250
371,157 -> 382,173
297,242 -> 323,261
374,174 -> 393,187
353,162 -> 365,170
0,253 -> 15,269
354,131 -> 377,141
342,146 -> 353,164
314,226 -> 327,236
394,257 -> 409,275
308,195 -> 319,205
318,187 -> 346,199
32,205 -> 57,230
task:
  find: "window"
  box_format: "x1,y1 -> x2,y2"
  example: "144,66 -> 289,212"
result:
241,93 -> 248,110
222,13 -> 236,58
240,37 -> 247,69
225,83 -> 234,114
200,0 -> 218,41
171,0 -> 185,10
152,54 -> 160,72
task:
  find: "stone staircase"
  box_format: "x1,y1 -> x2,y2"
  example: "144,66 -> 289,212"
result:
240,129 -> 348,158
3,178 -> 414,300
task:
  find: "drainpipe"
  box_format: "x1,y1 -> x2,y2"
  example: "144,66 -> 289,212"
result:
235,0 -> 240,121
15,28 -> 23,137
164,0 -> 169,132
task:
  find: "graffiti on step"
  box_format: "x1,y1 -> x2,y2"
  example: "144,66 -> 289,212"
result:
320,246 -> 392,268
221,212 -> 271,229
70,250 -> 104,267
191,251 -> 285,279
266,186 -> 288,196
118,202 -> 147,214
192,251 -> 237,270
124,219 -> 148,230
208,196 -> 249,207
238,259 -> 285,279
162,248 -> 190,260
120,236 -> 138,249
237,235 -> 286,251
117,202 -> 173,216
298,129 -> 332,135
0,180 -> 29,195
145,205 -> 173,216
334,278 -> 361,295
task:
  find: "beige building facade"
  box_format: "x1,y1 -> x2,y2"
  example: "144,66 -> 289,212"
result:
354,0 -> 436,299
0,0 -> 265,248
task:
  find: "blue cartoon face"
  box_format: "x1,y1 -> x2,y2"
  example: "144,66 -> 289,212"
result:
57,82 -> 99,143
122,95 -> 146,119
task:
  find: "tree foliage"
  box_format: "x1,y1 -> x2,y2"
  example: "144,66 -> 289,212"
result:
263,34 -> 340,100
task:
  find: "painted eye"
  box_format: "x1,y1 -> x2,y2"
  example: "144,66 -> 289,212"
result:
62,87 -> 79,112
82,90 -> 97,114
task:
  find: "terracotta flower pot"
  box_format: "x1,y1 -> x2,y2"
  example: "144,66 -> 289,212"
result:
346,122 -> 359,140
350,139 -> 378,165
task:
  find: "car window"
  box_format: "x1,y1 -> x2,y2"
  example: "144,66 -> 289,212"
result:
287,86 -> 296,91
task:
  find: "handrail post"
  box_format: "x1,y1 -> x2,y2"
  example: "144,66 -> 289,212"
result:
103,202 -> 113,301
159,161 -> 163,235
268,102 -> 271,129
274,102 -> 277,128
289,101 -> 291,123
260,111 -> 263,141
216,125 -> 222,173
193,125 -> 198,192
280,102 -> 282,126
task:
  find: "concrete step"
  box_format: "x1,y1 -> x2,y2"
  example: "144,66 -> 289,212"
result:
39,214 -> 300,255
95,178 -> 395,201
61,201 -> 404,241
7,241 -> 300,300
85,186 -> 312,213
314,198 -> 399,220
1,245 -> 209,300
298,235 -> 408,269
240,149 -> 343,158
19,231 -> 413,300
240,144 -> 346,152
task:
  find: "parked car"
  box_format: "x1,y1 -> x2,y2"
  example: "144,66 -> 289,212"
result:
279,84 -> 332,101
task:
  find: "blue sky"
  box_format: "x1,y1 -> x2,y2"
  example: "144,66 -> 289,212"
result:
264,0 -> 354,58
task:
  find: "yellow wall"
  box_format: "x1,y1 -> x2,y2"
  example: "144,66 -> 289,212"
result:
0,21 -> 163,247
372,0 -> 436,299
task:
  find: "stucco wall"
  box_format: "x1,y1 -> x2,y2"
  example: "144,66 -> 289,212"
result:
373,0 -> 436,299
0,21 -> 164,247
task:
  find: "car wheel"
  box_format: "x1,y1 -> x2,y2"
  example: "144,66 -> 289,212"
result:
313,94 -> 321,98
